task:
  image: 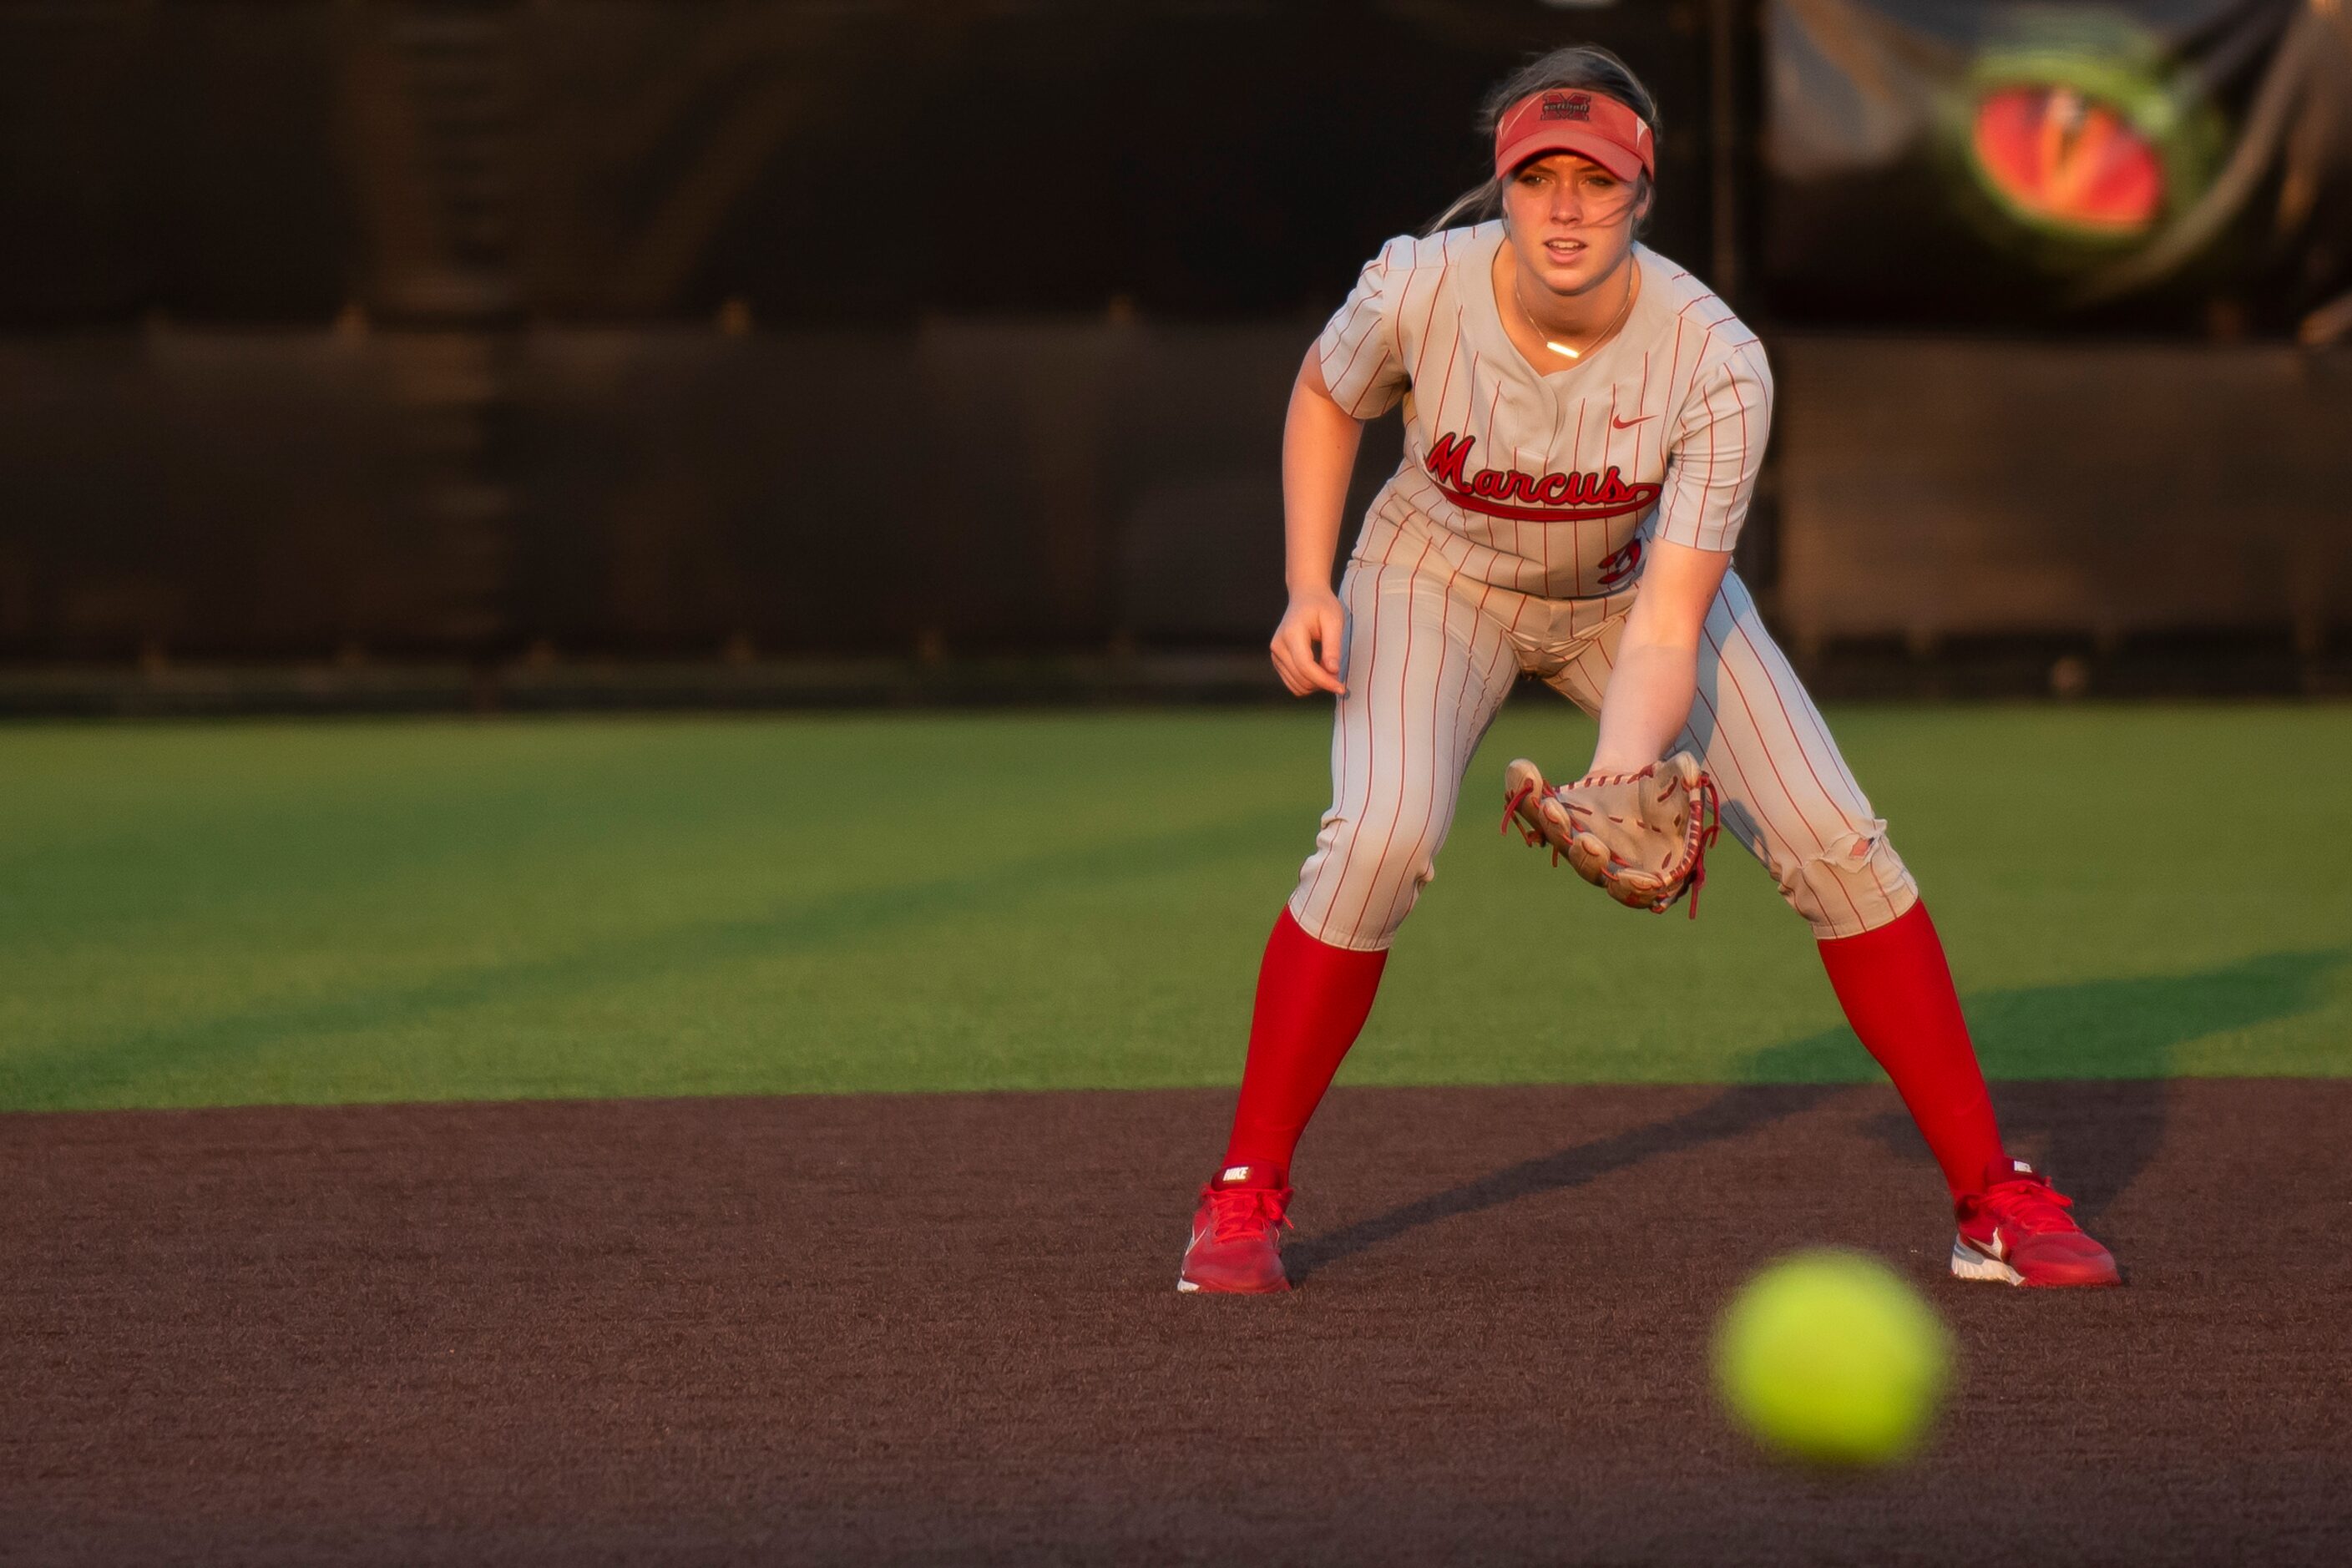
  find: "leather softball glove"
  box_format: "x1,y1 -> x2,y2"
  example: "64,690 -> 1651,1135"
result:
1500,752 -> 1721,917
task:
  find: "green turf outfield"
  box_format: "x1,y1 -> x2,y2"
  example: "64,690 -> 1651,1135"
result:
2,706 -> 2347,1111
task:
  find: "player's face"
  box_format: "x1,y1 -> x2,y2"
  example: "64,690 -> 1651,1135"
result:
1502,153 -> 1645,296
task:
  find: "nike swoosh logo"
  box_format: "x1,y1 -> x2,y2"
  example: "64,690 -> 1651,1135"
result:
1611,413 -> 1657,429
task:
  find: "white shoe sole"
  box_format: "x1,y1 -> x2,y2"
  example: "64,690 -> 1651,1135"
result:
1176,1267 -> 1287,1295
1949,1233 -> 2026,1286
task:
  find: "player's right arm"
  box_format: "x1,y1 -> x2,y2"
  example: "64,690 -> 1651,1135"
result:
1270,349 -> 1362,697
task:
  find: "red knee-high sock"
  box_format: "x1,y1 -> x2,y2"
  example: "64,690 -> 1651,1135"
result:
1216,908 -> 1388,1189
1818,900 -> 2006,1201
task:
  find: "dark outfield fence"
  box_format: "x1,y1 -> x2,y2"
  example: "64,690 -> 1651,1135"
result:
3,326 -> 2348,663
1,1 -> 2348,695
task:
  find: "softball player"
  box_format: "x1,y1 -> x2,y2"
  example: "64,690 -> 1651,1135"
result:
1180,46 -> 2119,1294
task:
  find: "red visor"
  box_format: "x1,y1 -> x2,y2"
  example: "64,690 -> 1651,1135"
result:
1494,89 -> 1654,183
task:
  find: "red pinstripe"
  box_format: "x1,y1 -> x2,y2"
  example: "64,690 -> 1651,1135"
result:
1328,260 -> 1389,363
1699,614 -> 1865,930
1699,615 -> 1825,859
1400,260 -> 1432,387
1348,349 -> 1396,421
1692,322 -> 1722,372
1300,524 -> 1395,924
1429,317 -> 1463,434
1420,269 -> 1453,403
1412,618 -> 1522,928
1336,535 -> 1439,943
1662,362 -> 1743,549
1368,561 -> 1486,937
1662,317 -> 1691,448
1369,561 -> 1459,936
1720,348 -> 1758,550
1687,323 -> 1727,513
1555,631 -> 1615,715
1711,345 -> 1772,548
1567,400 -> 1588,597
1728,615 -> 1904,925
1700,360 -> 1724,540
1636,352 -> 1656,474
1326,300 -> 1382,402
1297,520 -> 1410,923
1670,650 -> 1830,921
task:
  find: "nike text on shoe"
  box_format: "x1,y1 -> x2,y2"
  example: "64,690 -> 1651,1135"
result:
1177,1174 -> 1293,1295
1951,1158 -> 2122,1288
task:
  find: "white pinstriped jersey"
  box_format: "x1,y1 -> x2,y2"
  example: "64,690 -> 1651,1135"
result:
1316,223 -> 1772,599
1284,222 -> 1916,951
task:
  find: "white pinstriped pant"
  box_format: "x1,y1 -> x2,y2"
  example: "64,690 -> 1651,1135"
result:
1289,518 -> 1920,950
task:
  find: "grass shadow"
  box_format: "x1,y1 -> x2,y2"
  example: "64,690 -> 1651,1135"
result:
5,803 -> 1302,1105
1289,948 -> 2341,1277
1866,948 -> 2343,1222
1741,948 -> 2346,1084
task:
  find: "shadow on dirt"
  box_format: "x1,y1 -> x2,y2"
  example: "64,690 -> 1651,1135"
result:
1287,948 -> 2340,1278
1283,1081 -> 1834,1282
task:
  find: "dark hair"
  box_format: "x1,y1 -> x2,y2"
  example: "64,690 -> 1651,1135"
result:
1424,44 -> 1661,236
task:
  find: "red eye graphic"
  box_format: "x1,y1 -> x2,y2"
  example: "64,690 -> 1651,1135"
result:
1970,84 -> 2164,235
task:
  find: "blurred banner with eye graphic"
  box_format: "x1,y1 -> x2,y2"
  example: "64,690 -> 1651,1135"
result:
1762,0 -> 2352,340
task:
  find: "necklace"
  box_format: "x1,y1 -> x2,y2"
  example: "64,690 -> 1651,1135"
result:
1513,259 -> 1636,364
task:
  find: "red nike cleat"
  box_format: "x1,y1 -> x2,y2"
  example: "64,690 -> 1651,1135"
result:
1951,1158 -> 2122,1287
1177,1169 -> 1293,1294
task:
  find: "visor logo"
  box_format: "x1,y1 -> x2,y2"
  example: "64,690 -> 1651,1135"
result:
1541,92 -> 1593,122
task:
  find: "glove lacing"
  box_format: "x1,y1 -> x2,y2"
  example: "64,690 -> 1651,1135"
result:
1501,767 -> 1722,918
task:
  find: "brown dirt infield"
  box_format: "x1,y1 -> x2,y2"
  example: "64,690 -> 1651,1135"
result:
5,1080 -> 2349,1565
